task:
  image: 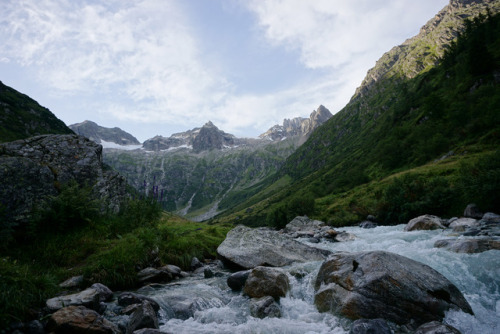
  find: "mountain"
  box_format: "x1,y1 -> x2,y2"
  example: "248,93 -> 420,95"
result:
215,0 -> 500,227
259,105 -> 332,141
69,120 -> 141,147
0,80 -> 73,143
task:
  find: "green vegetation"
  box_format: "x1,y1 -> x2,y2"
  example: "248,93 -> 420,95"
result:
219,13 -> 500,227
0,183 -> 231,327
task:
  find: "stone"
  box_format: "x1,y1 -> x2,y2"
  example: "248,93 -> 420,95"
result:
464,204 -> 483,219
126,301 -> 159,334
434,238 -> 500,253
482,212 -> 500,223
137,267 -> 172,284
243,266 -> 290,300
90,283 -> 114,303
118,292 -> 160,312
160,264 -> 182,277
334,231 -> 356,242
47,305 -> 120,334
133,329 -> 165,334
249,296 -> 282,319
59,275 -> 84,289
314,251 -> 472,327
204,267 -> 214,278
191,257 -> 204,270
46,288 -> 101,312
414,320 -> 461,334
359,221 -> 377,229
349,319 -> 391,334
405,215 -> 446,231
24,320 -> 44,334
284,216 -> 325,233
217,225 -> 331,269
449,218 -> 478,229
366,215 -> 377,222
227,270 -> 251,291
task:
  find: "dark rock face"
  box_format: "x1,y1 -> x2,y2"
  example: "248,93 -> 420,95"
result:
217,225 -> 331,269
192,121 -> 236,152
0,134 -> 128,226
47,305 -> 120,334
249,296 -> 282,319
314,251 -> 472,327
69,120 -> 140,146
243,266 -> 290,299
404,215 -> 446,231
349,319 -> 391,334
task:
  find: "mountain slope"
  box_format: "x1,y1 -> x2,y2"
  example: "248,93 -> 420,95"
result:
69,120 -> 141,146
216,1 -> 500,226
0,81 -> 73,142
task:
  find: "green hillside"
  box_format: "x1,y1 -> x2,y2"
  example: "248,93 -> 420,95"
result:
216,13 -> 500,227
0,81 -> 73,142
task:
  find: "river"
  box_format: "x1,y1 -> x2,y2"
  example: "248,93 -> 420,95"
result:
137,225 -> 500,333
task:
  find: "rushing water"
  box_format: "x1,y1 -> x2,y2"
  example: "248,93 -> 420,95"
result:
138,225 -> 500,333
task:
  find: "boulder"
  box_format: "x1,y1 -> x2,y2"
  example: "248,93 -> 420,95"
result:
191,257 -> 204,270
404,215 -> 445,231
47,305 -> 120,334
349,319 -> 391,334
482,212 -> 500,223
434,238 -> 500,253
464,204 -> 483,219
217,225 -> 330,269
126,301 -> 159,334
314,251 -> 472,327
359,221 -> 377,229
449,218 -> 478,229
249,296 -> 281,319
118,292 -> 160,312
90,283 -> 114,303
243,266 -> 290,300
204,267 -> 214,278
334,231 -> 356,242
227,270 -> 250,291
137,267 -> 173,284
46,287 -> 101,312
160,264 -> 182,277
414,321 -> 461,334
59,275 -> 84,289
284,216 -> 325,233
133,330 -> 165,334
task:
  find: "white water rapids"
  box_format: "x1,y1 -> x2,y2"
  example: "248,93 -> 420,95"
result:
139,225 -> 500,333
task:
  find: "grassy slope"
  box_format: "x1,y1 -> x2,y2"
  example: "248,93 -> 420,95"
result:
0,81 -> 73,143
216,13 -> 500,227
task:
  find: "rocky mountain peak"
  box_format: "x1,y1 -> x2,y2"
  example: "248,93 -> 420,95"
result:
69,120 -> 141,147
193,122 -> 235,152
259,105 -> 333,141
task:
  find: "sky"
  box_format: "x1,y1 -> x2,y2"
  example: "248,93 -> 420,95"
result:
0,0 -> 448,142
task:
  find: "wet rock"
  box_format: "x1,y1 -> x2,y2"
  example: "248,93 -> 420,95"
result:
133,329 -> 165,334
482,212 -> 500,223
24,320 -> 44,334
160,264 -> 182,277
126,301 -> 159,334
227,270 -> 250,291
191,257 -> 204,270
405,215 -> 446,231
91,283 -> 114,303
204,267 -> 214,278
434,238 -> 500,253
449,218 -> 478,229
359,221 -> 377,229
161,294 -> 226,320
118,292 -> 160,312
217,225 -> 330,269
244,266 -> 290,300
464,204 -> 483,219
47,305 -> 120,334
334,231 -> 356,242
308,237 -> 320,243
138,267 -> 173,284
59,275 -> 84,289
414,320 -> 461,334
249,296 -> 281,319
349,318 -> 391,334
46,287 -> 101,312
314,251 -> 472,327
284,216 -> 325,233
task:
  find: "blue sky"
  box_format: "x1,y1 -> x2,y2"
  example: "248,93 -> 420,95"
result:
0,0 -> 448,142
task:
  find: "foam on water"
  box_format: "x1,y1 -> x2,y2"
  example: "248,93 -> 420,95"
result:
144,225 -> 499,333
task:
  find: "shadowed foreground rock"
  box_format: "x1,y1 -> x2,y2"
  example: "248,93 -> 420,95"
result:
314,251 -> 472,327
217,225 -> 330,269
47,305 -> 120,334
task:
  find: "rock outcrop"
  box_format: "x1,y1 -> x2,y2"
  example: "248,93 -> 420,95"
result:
314,251 -> 472,327
217,225 -> 331,269
259,105 -> 332,141
69,120 -> 141,146
192,121 -> 236,152
0,134 -> 128,226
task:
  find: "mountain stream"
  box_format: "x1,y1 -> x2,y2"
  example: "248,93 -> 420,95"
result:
137,225 -> 500,333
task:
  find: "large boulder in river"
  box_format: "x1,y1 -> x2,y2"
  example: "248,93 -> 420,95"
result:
314,251 -> 472,327
404,215 -> 446,231
217,225 -> 330,269
244,266 -> 290,299
284,216 -> 325,232
47,305 -> 120,334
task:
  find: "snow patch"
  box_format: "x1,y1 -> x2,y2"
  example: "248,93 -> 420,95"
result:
101,140 -> 142,150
